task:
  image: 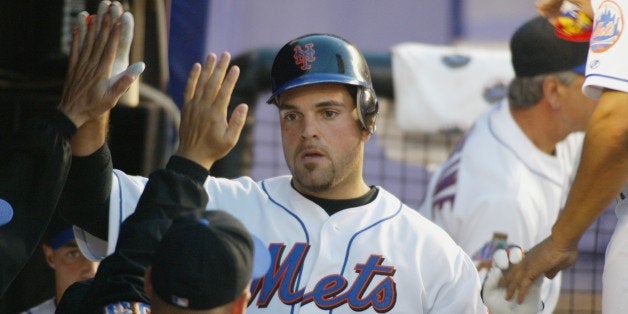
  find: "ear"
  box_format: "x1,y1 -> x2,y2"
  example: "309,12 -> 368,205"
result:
144,266 -> 153,297
42,244 -> 56,269
231,286 -> 252,314
542,75 -> 561,110
360,126 -> 372,141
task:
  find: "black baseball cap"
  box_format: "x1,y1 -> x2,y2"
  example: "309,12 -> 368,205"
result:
44,211 -> 75,250
151,210 -> 271,310
510,16 -> 589,77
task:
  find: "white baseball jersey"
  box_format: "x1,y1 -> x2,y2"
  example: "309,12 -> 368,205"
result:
418,102 -> 584,314
74,173 -> 486,313
583,1 -> 628,312
21,298 -> 56,314
583,0 -> 628,99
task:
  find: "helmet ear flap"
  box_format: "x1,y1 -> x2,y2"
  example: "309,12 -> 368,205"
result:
357,86 -> 379,134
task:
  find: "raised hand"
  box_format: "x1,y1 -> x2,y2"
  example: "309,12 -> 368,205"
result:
535,0 -> 593,19
176,52 -> 249,169
58,2 -> 144,128
97,1 -> 144,93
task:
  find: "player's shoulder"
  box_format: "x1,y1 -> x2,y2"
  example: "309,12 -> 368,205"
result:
259,175 -> 292,186
203,174 -> 277,192
203,175 -> 296,203
399,204 -> 475,261
113,168 -> 149,186
448,109 -> 514,170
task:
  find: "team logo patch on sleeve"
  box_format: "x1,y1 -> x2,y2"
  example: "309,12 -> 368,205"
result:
103,301 -> 151,313
590,0 -> 624,53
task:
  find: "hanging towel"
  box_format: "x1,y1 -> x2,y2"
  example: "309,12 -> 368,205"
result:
391,42 -> 514,132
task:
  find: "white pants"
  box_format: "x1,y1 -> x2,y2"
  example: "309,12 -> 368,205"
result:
603,205 -> 628,313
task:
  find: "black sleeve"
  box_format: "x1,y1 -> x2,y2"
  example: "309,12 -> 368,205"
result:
58,144 -> 112,240
0,109 -> 76,296
73,156 -> 209,312
55,279 -> 93,314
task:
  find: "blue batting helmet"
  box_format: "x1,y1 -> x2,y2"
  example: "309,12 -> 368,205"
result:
267,33 -> 379,133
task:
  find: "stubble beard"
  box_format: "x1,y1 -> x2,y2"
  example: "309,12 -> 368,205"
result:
292,161 -> 334,193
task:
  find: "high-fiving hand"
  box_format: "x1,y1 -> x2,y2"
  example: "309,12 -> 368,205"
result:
58,1 -> 145,128
176,52 -> 249,170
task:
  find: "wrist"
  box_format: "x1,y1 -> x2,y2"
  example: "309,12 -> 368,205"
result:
70,113 -> 109,157
167,156 -> 210,184
60,110 -> 87,129
550,220 -> 581,249
174,150 -> 214,171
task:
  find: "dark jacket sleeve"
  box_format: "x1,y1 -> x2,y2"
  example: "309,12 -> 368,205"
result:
0,109 -> 76,296
59,156 -> 209,312
58,144 -> 112,240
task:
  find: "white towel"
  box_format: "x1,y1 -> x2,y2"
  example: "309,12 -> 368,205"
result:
391,42 -> 514,132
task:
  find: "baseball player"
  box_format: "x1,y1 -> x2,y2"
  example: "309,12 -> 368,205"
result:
60,34 -> 488,313
503,1 -> 628,313
0,1 -> 142,297
418,15 -> 594,313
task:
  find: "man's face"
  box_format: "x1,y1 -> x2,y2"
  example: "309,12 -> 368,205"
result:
560,74 -> 597,132
44,240 -> 99,297
277,83 -> 370,198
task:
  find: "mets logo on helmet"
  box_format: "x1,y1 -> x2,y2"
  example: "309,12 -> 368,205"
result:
293,43 -> 316,71
590,0 -> 624,53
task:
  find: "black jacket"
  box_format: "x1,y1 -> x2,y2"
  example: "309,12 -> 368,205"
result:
56,156 -> 209,313
0,109 -> 76,296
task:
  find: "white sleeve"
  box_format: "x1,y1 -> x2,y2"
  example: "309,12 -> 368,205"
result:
74,169 -> 147,261
434,254 -> 486,313
420,226 -> 487,313
582,0 -> 628,99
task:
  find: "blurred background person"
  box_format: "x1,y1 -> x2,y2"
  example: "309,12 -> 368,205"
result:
21,212 -> 99,314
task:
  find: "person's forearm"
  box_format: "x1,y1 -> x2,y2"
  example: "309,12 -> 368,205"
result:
60,112 -> 121,239
58,144 -> 113,240
552,90 -> 628,245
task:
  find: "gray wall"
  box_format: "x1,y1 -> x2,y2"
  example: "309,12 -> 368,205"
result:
203,0 -> 538,56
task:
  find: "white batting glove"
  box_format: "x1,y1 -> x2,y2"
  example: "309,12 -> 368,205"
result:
105,2 -> 145,86
482,246 -> 544,314
110,11 -> 145,87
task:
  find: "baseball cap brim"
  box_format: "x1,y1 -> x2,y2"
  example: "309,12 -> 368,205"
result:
48,228 -> 76,250
251,234 -> 271,280
73,226 -> 108,261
